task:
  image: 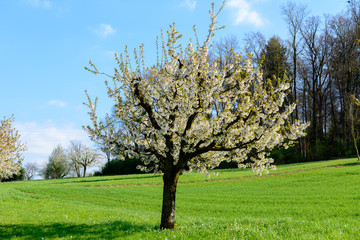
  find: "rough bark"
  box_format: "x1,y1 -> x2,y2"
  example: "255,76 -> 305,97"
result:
160,168 -> 181,229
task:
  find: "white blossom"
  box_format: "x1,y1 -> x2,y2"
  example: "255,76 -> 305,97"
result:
0,116 -> 27,180
84,2 -> 308,176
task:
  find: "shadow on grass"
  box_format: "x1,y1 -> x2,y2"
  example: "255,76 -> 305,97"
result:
339,162 -> 360,167
0,220 -> 157,239
51,175 -> 162,185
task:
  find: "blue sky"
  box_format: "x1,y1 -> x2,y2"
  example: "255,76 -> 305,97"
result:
0,0 -> 348,168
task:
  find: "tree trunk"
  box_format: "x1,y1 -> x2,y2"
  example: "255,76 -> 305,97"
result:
355,143 -> 360,161
83,165 -> 87,177
75,164 -> 81,177
160,169 -> 181,230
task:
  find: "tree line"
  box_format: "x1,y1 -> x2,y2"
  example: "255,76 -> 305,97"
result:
220,0 -> 360,163
284,0 -> 360,161
0,138 -> 101,181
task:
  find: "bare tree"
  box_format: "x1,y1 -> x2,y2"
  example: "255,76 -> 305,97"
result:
300,15 -> 331,143
281,1 -> 308,121
213,35 -> 241,69
24,162 -> 39,180
328,10 -> 360,146
243,31 -> 266,65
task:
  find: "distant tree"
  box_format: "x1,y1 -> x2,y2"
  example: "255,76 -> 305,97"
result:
0,116 -> 27,182
281,1 -> 308,121
300,15 -> 330,144
68,141 -> 82,177
213,35 -> 241,69
95,113 -> 127,165
43,145 -> 70,179
275,0 -> 360,162
328,11 -> 360,147
99,157 -> 144,176
68,141 -> 101,177
2,167 -> 25,182
261,36 -> 290,86
24,162 -> 39,180
348,0 -> 360,24
243,31 -> 266,65
350,95 -> 360,161
84,2 -> 308,229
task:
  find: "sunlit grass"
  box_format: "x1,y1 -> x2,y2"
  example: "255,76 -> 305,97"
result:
1,158 -> 359,239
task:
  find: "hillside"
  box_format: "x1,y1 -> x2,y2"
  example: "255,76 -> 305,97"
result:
0,158 -> 359,239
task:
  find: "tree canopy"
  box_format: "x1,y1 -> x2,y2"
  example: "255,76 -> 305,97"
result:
68,141 -> 101,177
43,145 -> 70,179
261,36 -> 289,85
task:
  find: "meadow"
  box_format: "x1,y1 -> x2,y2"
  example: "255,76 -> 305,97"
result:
0,158 -> 359,239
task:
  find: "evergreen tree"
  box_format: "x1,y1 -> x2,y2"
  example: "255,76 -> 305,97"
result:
261,36 -> 290,86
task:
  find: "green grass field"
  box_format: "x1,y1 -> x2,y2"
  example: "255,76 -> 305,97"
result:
1,158 -> 359,239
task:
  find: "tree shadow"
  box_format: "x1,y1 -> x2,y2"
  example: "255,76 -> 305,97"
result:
51,175 -> 162,185
338,162 -> 360,167
0,220 -> 157,239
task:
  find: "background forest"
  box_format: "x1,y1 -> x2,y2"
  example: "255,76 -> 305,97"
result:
228,0 -> 360,164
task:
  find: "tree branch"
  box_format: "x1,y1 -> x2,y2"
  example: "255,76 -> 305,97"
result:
133,79 -> 162,130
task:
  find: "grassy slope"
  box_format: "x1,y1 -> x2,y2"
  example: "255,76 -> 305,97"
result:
0,158 -> 359,239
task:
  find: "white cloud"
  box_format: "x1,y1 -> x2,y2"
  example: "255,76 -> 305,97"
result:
23,0 -> 52,9
180,0 -> 197,11
48,100 -> 67,108
15,121 -> 92,166
92,24 -> 116,37
227,0 -> 266,27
